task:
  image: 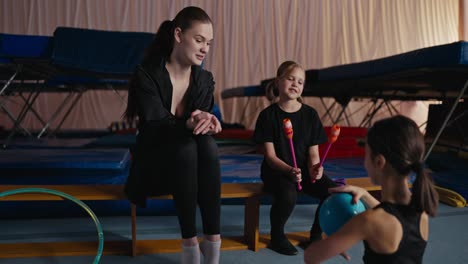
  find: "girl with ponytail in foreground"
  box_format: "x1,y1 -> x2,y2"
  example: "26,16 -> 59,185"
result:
304,115 -> 439,264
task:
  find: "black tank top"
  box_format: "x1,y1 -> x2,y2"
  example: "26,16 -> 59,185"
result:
363,202 -> 427,264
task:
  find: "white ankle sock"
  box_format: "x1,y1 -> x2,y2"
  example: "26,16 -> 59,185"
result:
182,244 -> 200,264
200,240 -> 221,264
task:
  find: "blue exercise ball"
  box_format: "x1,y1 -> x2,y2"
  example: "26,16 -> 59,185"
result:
319,192 -> 366,236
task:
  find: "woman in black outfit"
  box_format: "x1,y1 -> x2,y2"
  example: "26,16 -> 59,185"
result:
124,6 -> 222,264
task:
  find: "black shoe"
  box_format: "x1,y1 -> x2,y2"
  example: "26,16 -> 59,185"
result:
269,238 -> 299,256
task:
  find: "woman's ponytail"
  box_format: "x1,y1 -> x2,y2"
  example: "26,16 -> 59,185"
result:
124,20 -> 175,122
145,20 -> 175,62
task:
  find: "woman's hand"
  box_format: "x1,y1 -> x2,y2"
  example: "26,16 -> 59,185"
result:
186,110 -> 222,135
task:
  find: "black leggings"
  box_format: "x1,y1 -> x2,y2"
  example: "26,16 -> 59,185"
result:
170,135 -> 221,239
263,174 -> 338,241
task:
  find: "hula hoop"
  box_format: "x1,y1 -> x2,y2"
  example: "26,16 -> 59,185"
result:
0,188 -> 104,264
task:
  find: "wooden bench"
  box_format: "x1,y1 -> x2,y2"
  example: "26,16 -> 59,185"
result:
0,183 -> 264,258
0,177 -> 381,258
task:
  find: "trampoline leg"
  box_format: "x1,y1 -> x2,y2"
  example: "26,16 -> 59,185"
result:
0,66 -> 19,96
37,91 -> 82,138
320,98 -> 336,124
3,90 -> 41,148
424,79 -> 468,161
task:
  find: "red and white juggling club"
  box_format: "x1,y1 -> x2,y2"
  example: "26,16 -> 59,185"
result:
312,125 -> 340,183
283,118 -> 302,191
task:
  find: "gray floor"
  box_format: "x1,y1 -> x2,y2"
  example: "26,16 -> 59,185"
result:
1,203 -> 467,264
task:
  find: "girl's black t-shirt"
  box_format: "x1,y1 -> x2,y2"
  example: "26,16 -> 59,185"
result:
253,103 -> 327,179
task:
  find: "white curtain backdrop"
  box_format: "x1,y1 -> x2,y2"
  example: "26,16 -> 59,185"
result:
0,0 -> 460,130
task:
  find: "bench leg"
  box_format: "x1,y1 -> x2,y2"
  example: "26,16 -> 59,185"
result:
131,203 -> 137,257
244,196 -> 260,251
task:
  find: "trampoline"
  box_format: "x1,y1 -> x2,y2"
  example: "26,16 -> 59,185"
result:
223,41 -> 468,102
222,41 -> 468,161
0,27 -> 155,147
0,33 -> 55,143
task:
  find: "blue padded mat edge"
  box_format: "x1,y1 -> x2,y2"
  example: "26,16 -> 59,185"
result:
0,148 -> 130,170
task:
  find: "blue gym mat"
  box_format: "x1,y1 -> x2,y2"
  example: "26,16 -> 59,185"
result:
0,138 -> 95,149
0,148 -> 130,183
0,148 -> 130,169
